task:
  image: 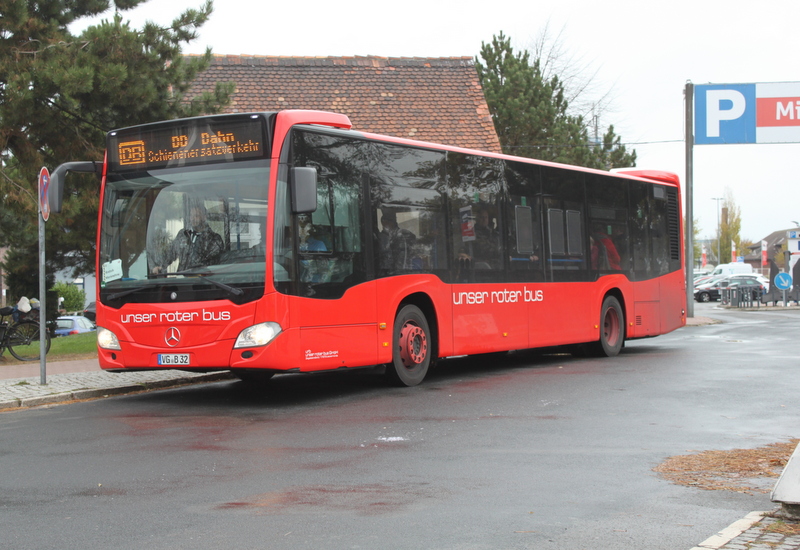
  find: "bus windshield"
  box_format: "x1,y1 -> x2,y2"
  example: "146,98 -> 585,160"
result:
99,161 -> 270,305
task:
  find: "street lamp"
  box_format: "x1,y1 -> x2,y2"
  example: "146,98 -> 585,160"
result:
712,197 -> 723,265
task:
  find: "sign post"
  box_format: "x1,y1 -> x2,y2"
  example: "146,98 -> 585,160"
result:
774,272 -> 793,307
37,167 -> 49,385
684,82 -> 695,318
688,81 -> 800,315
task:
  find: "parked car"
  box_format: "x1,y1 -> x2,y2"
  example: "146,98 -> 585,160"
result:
83,302 -> 96,322
54,315 -> 97,337
694,279 -> 724,302
693,275 -> 724,288
728,273 -> 769,291
694,276 -> 765,302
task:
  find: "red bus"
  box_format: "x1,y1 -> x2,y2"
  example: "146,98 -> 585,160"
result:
52,110 -> 685,386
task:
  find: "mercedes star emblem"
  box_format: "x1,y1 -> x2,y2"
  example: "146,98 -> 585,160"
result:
165,327 -> 181,347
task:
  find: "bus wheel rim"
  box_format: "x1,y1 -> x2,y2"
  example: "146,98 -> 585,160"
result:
603,308 -> 620,346
399,324 -> 427,367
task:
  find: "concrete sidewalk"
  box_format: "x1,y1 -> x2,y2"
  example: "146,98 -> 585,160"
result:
692,512 -> 800,550
0,357 -> 233,410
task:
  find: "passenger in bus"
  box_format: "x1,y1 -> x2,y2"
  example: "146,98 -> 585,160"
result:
152,203 -> 224,273
378,212 -> 416,272
460,207 -> 501,269
591,224 -> 621,271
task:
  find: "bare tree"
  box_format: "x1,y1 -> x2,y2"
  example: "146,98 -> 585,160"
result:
524,21 -> 618,142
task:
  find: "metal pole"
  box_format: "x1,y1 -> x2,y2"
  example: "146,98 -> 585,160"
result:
785,250 -> 791,307
38,209 -> 46,385
684,82 -> 695,318
712,197 -> 723,266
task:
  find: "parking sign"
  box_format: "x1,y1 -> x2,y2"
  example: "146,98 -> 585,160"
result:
695,82 -> 800,144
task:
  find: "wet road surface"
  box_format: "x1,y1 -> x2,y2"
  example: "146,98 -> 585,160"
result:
2,303 -> 799,549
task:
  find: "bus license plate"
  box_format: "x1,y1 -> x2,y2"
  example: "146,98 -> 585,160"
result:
158,354 -> 190,366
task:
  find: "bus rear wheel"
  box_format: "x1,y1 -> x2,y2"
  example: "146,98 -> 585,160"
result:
593,296 -> 624,357
386,305 -> 431,387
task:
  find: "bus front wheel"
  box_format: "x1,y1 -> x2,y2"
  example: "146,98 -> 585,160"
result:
594,296 -> 624,357
386,305 -> 431,387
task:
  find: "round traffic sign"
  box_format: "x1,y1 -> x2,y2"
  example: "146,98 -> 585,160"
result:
774,272 -> 793,291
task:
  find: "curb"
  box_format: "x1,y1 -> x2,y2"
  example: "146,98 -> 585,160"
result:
690,511 -> 766,549
0,372 -> 235,410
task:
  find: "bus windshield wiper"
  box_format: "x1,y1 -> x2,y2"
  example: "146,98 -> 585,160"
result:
151,270 -> 244,296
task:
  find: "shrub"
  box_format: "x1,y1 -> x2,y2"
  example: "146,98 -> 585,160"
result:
53,281 -> 86,312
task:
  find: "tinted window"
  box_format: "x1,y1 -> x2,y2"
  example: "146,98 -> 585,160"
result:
371,143 -> 447,277
586,174 -> 628,276
628,181 -> 651,281
541,166 -> 588,281
277,130 -> 369,298
447,153 -> 505,283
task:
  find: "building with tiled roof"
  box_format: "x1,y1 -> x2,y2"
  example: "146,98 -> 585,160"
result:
189,55 -> 501,153
744,227 -> 799,272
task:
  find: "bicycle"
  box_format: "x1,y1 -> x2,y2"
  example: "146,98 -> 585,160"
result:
0,306 -> 51,361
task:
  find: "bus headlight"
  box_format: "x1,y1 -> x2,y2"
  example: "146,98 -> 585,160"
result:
97,327 -> 121,350
234,322 -> 282,349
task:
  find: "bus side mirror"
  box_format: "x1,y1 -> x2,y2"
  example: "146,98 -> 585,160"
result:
291,166 -> 318,214
50,161 -> 101,213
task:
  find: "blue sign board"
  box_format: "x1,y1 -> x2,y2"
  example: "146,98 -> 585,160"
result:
695,84 -> 757,144
695,82 -> 800,144
774,272 -> 793,291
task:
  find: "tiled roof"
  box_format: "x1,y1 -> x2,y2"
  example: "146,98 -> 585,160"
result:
189,55 -> 501,153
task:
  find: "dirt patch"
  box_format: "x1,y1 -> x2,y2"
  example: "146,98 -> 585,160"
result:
654,439 -> 799,494
763,518 -> 800,536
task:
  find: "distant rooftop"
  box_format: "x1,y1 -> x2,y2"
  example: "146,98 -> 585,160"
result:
189,55 -> 501,153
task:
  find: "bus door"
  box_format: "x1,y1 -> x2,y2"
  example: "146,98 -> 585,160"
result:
448,153 -> 529,354
275,129 -> 377,370
538,167 -> 593,346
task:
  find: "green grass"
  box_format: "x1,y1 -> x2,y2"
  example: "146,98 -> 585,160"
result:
48,331 -> 98,361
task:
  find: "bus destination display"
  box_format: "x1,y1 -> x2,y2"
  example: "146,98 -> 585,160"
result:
108,118 -> 267,170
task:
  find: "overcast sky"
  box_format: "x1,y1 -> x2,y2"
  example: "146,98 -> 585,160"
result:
74,0 -> 800,242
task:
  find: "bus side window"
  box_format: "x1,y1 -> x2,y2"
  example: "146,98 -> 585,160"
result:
586,174 -> 629,276
629,181 -> 651,280
504,161 -> 544,282
541,166 -> 587,281
448,153 -> 505,282
370,141 -> 447,277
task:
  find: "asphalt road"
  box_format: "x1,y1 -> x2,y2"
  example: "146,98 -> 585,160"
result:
2,303 -> 799,550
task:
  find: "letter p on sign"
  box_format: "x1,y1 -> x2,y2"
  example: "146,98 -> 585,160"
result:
706,89 -> 746,137
695,84 -> 756,144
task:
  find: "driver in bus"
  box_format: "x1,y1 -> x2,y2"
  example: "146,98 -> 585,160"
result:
152,202 -> 225,273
